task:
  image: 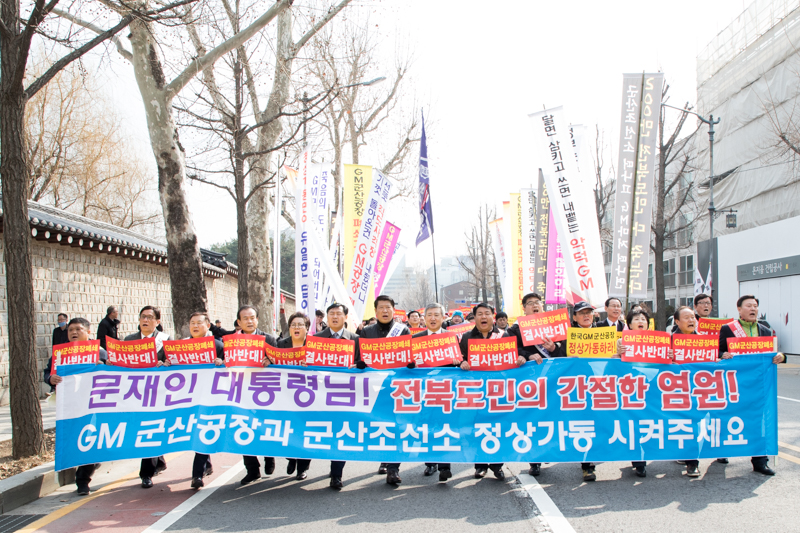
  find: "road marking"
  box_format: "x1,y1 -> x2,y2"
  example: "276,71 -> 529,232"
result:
517,473 -> 576,533
778,396 -> 800,403
142,462 -> 245,533
778,451 -> 800,465
779,441 -> 800,454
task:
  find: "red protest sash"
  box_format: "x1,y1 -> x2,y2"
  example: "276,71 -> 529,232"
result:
411,332 -> 461,367
727,336 -> 776,355
517,308 -> 570,346
305,337 -> 355,367
697,317 -> 735,336
729,320 -> 747,338
106,338 -> 158,368
620,330 -> 672,364
163,338 -> 216,365
52,340 -> 100,370
671,334 -> 718,364
467,337 -> 519,370
359,335 -> 413,369
223,334 -> 265,367
446,322 -> 474,337
265,345 -> 307,366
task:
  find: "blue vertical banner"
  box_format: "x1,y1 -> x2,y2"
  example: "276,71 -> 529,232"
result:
415,112 -> 434,246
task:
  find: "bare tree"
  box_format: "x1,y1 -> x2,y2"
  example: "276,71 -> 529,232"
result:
652,83 -> 702,328
591,125 -> 616,242
400,268 -> 435,311
457,205 -> 496,305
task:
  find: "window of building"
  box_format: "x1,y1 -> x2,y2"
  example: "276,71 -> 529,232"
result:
678,254 -> 694,286
647,263 -> 653,291
664,258 -> 676,288
680,297 -> 694,308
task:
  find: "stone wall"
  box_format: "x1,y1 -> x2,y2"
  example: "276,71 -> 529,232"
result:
0,237 -> 241,404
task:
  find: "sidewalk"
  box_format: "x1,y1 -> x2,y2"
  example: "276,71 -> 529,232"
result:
0,400 -> 57,442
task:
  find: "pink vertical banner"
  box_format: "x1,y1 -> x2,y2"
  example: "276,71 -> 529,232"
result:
545,210 -> 566,304
373,222 -> 402,296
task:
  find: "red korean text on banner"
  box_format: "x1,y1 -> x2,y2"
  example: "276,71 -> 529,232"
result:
697,317 -> 735,336
305,337 -> 355,368
672,334 -> 718,364
457,306 -> 472,315
620,330 -> 672,364
411,332 -> 461,367
727,336 -> 777,355
446,322 -> 474,337
467,337 -> 519,370
52,340 -> 100,370
265,345 -> 307,366
106,338 -> 158,368
566,327 -> 618,358
163,338 -> 216,365
394,309 -> 408,322
517,308 -> 569,346
359,335 -> 412,369
223,334 -> 266,368
409,327 -> 426,335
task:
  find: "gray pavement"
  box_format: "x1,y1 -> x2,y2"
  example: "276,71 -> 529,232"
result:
0,399 -> 56,442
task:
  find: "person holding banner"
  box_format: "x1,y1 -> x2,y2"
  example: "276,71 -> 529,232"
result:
671,306 -> 704,478
599,298 -> 627,331
361,295 -> 410,484
619,307 -> 652,478
44,317 -> 107,495
273,312 -> 314,480
122,306 -> 172,489
458,303 -> 511,481
236,305 -> 279,486
413,303 -> 456,483
313,302 -> 359,490
718,295 -> 785,476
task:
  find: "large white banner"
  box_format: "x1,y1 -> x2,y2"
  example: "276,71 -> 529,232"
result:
529,107 -> 608,308
309,163 -> 333,311
520,188 -> 537,295
295,149 -> 316,324
345,169 -> 392,322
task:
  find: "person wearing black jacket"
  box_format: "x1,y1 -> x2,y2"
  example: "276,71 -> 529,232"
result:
96,306 -> 120,350
718,295 -> 786,476
44,317 -> 107,495
314,302 -> 359,490
52,313 -> 69,347
458,303 -> 511,481
235,305 -> 279,485
361,295 -> 410,485
598,297 -> 626,331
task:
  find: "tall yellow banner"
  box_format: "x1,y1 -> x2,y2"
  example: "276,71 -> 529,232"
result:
509,194 -> 524,319
343,165 -> 376,321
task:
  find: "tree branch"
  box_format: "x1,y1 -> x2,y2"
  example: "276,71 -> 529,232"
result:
293,0 -> 353,52
51,7 -> 133,60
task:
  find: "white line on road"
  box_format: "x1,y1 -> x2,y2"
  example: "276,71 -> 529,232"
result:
517,473 -> 577,533
778,396 -> 800,403
143,462 -> 246,533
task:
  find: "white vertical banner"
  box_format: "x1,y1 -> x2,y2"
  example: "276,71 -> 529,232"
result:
529,107 -> 608,308
345,169 -> 392,322
295,149 -> 316,325
488,218 -> 509,313
309,163 -> 333,309
501,201 -> 514,312
520,188 -> 537,295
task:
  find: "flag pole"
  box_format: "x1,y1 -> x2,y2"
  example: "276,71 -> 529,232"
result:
432,232 -> 439,303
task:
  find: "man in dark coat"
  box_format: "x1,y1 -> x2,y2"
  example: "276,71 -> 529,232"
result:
360,295 -> 410,485
52,313 -> 69,347
598,297 -> 626,331
96,306 -> 120,350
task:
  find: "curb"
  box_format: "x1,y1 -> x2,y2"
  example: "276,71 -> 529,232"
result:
0,461 -> 75,514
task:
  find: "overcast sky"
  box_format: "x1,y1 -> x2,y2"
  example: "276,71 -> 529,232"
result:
102,0 -> 751,268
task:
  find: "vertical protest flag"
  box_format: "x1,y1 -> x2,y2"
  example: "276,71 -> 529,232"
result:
501,201 -> 514,311
509,193 -> 525,318
380,243 -> 406,296
533,170 -> 550,298
488,218 -> 509,312
545,210 -> 566,304
309,163 -> 333,310
694,265 -> 706,296
416,113 -> 434,246
373,222 -> 402,297
343,165 -> 373,278
295,148 -> 316,325
345,169 -> 392,322
521,188 -> 537,296
529,107 -> 608,308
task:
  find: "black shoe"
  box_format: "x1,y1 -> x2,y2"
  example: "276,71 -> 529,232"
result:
528,464 -> 541,476
582,468 -> 596,482
423,465 -> 437,476
474,468 -> 488,479
154,464 -> 167,476
240,471 -> 261,485
264,459 -> 275,475
438,468 -> 452,482
191,477 -> 204,489
754,464 -> 776,476
378,463 -> 388,475
141,477 -> 153,488
287,459 -> 297,475
686,465 -> 700,477
635,465 -> 646,478
716,458 -> 729,464
386,471 -> 402,485
77,483 -> 90,496
330,476 -> 343,489
492,468 -> 506,480
204,464 -> 214,477
296,471 -> 307,480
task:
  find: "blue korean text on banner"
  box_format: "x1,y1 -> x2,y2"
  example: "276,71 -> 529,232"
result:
416,112 -> 434,246
54,356 -> 778,470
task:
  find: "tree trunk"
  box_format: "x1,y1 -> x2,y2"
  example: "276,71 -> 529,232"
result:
129,19 -> 207,337
653,124 -> 668,330
1,2 -> 46,458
